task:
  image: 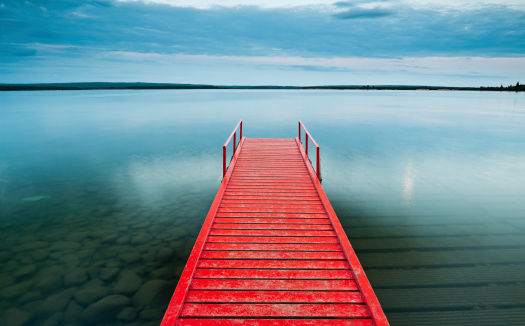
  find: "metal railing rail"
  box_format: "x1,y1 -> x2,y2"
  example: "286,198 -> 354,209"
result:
298,120 -> 321,180
223,119 -> 243,177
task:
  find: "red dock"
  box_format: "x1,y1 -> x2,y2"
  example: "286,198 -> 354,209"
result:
162,121 -> 388,326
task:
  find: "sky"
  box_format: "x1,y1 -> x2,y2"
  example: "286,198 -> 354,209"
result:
1,0 -> 524,86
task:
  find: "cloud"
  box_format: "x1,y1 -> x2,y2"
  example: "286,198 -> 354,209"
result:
2,0 -> 523,60
332,7 -> 394,19
1,0 -> 524,84
333,0 -> 392,8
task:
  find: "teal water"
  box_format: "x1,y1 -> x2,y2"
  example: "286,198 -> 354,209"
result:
1,90 -> 524,325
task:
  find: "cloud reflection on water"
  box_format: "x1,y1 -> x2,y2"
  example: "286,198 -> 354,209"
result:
119,154 -> 220,207
402,158 -> 416,207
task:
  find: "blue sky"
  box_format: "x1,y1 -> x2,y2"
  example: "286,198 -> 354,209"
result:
1,0 -> 524,86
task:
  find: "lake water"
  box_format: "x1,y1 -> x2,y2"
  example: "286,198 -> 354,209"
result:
1,90 -> 524,325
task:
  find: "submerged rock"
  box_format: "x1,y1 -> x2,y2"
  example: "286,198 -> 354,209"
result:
130,232 -> 153,245
120,252 -> 141,263
156,248 -> 173,262
64,270 -> 88,286
31,249 -> 49,261
22,195 -> 50,202
49,241 -> 81,252
18,290 -> 41,304
5,308 -> 34,326
74,286 -> 110,305
140,308 -> 164,321
36,291 -> 72,316
150,267 -> 173,280
0,275 -> 16,288
14,264 -> 36,278
63,300 -> 83,323
34,275 -> 62,293
0,250 -> 14,262
80,294 -> 131,324
14,241 -> 49,252
132,280 -> 171,309
101,234 -> 118,244
114,271 -> 143,295
116,307 -> 138,321
0,281 -> 33,300
99,267 -> 119,281
116,235 -> 131,244
42,312 -> 63,326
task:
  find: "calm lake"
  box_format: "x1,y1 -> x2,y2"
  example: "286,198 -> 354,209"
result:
1,90 -> 524,325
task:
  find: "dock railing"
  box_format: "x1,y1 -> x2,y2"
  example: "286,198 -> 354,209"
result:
223,119 -> 243,177
298,120 -> 321,180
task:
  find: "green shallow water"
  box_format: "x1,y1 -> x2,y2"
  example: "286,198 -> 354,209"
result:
1,90 -> 524,325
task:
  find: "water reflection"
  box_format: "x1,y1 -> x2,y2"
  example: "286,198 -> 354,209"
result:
402,158 -> 416,207
1,90 -> 524,325
121,154 -> 220,207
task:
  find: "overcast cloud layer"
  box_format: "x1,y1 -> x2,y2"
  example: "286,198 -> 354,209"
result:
1,0 -> 524,85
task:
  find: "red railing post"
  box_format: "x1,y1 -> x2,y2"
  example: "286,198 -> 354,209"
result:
222,145 -> 227,177
223,119 -> 243,177
316,146 -> 320,180
306,136 -> 309,157
298,121 -> 301,143
297,120 -> 321,181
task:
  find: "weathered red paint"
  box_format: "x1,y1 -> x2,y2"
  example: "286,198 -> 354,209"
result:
185,290 -> 364,303
161,122 -> 389,326
177,319 -> 375,326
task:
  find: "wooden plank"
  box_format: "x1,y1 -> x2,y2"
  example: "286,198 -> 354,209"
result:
198,259 -> 350,269
229,178 -> 312,182
231,174 -> 311,178
207,236 -> 340,243
180,303 -> 370,318
217,208 -> 326,214
201,250 -> 346,260
209,229 -> 336,237
226,183 -> 315,188
224,191 -> 319,196
177,319 -> 374,326
204,243 -> 342,251
190,279 -> 360,290
233,166 -> 307,170
214,218 -> 330,224
211,223 -> 333,230
216,213 -> 327,218
185,290 -> 363,303
194,268 -> 353,279
222,195 -> 320,201
224,190 -> 319,195
221,200 -> 323,205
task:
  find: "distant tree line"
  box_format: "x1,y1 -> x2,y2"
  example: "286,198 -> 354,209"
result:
1,82 -> 524,92
497,81 -> 524,91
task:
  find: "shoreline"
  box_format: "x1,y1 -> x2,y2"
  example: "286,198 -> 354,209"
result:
1,83 -> 523,92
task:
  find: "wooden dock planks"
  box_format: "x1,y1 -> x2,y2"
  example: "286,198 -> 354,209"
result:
162,137 -> 388,325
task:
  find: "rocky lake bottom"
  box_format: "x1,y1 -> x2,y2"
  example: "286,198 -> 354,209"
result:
0,181 -> 213,326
